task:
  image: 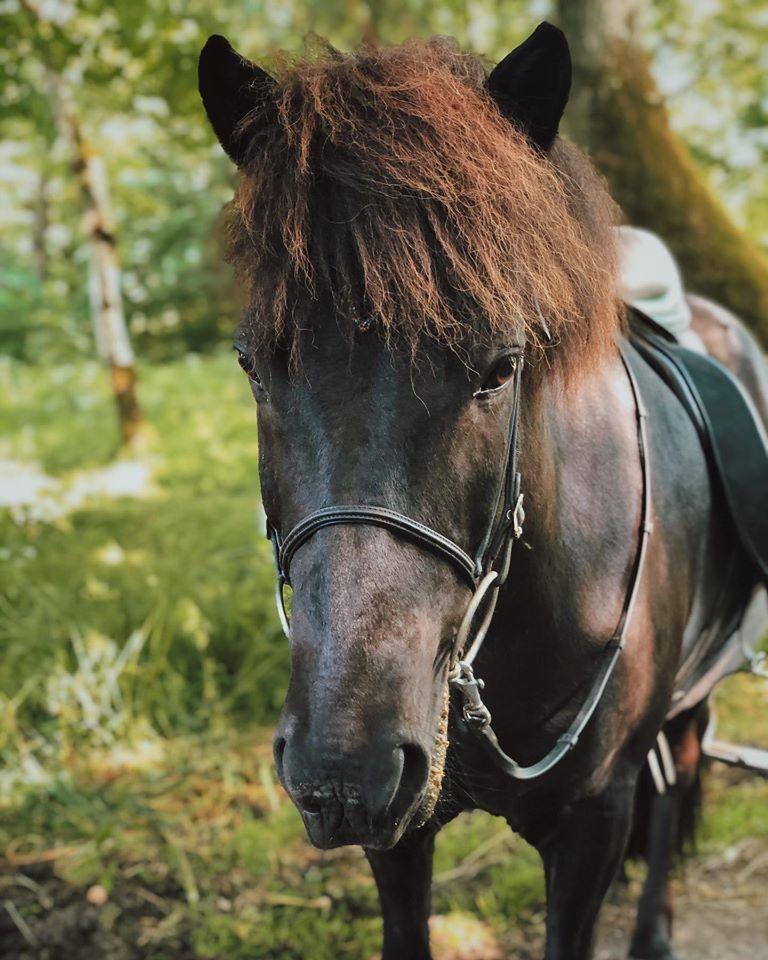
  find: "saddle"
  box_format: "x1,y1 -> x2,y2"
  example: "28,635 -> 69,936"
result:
628,306 -> 768,584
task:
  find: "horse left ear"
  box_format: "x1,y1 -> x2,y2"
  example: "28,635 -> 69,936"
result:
198,35 -> 275,166
487,22 -> 571,152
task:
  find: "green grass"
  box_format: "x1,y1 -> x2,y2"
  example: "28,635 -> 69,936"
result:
0,353 -> 766,957
0,353 -> 285,758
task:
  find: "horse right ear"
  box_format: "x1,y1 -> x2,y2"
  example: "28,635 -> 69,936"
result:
487,22 -> 571,152
198,35 -> 275,166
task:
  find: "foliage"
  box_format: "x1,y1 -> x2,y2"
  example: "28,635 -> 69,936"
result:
590,37 -> 768,345
650,0 -> 768,249
0,352 -> 284,769
4,0 -> 767,367
0,0 -> 539,366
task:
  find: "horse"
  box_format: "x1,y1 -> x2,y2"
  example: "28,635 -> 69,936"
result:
198,23 -> 768,960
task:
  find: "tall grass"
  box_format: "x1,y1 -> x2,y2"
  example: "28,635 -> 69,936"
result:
0,352 -> 285,783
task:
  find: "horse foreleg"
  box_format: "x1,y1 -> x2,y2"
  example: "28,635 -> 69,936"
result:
628,790 -> 677,960
629,708 -> 706,960
537,778 -> 636,960
365,827 -> 436,960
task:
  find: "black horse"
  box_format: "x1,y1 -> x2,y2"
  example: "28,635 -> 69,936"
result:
199,23 -> 768,960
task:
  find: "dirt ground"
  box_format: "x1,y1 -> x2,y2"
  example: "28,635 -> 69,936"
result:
428,838 -> 768,960
595,838 -> 768,960
1,840 -> 766,959
597,896 -> 768,960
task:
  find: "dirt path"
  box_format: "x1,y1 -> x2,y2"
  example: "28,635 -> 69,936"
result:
428,839 -> 768,960
595,840 -> 768,960
597,897 -> 768,960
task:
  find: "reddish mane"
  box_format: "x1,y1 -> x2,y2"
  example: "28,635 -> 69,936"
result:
227,37 -> 621,372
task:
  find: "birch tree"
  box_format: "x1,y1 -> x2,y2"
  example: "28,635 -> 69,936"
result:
22,0 -> 143,446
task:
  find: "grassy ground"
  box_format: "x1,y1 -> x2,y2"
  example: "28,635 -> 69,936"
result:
0,353 -> 766,959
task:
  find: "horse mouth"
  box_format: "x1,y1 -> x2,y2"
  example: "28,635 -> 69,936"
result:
276,676 -> 452,851
299,781 -> 424,851
285,731 -> 442,851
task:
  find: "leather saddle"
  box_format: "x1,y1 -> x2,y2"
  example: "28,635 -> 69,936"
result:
627,305 -> 768,585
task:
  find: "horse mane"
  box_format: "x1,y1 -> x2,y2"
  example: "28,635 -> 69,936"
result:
227,37 -> 621,374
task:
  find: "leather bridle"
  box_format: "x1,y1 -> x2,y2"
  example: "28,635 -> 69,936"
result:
265,344 -> 652,784
269,353 -> 526,635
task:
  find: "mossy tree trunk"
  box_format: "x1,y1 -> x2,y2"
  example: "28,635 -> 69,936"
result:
558,0 -> 768,346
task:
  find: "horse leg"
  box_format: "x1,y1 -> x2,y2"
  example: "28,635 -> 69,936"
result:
628,790 -> 677,959
536,776 -> 636,960
365,827 -> 436,960
629,708 -> 706,960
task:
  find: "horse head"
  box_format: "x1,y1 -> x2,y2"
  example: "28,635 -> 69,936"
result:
198,23 -> 617,849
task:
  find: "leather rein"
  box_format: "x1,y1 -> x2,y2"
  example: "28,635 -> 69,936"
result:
266,345 -> 652,783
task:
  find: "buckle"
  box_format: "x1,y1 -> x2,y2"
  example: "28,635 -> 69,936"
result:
511,492 -> 525,540
449,660 -> 492,729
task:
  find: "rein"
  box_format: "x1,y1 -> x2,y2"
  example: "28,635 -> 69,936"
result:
266,345 -> 652,784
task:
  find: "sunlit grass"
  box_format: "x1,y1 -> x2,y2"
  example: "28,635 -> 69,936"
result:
0,353 -> 285,767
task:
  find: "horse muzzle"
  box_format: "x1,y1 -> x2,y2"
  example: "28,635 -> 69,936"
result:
274,732 -> 430,849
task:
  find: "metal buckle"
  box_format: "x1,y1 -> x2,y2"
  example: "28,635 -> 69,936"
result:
448,660 -> 492,729
512,492 -> 525,540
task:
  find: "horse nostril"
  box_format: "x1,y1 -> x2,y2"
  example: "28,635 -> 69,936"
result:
273,736 -> 287,783
392,742 -> 430,813
299,796 -> 323,816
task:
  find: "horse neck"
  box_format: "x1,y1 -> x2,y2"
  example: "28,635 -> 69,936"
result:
490,349 -> 641,678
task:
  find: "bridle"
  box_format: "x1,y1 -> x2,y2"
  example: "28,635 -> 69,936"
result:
266,343 -> 651,783
269,352 -> 526,633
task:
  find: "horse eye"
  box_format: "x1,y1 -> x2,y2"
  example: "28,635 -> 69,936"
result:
477,355 -> 517,396
234,346 -> 262,386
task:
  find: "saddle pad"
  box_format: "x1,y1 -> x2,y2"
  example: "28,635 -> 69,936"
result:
628,308 -> 768,583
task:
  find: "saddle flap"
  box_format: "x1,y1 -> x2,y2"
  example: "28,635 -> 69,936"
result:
628,307 -> 768,583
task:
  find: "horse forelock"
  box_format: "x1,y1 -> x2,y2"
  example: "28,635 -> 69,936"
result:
226,37 -> 622,375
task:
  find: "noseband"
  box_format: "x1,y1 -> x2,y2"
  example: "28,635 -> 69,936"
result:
266,346 -> 652,783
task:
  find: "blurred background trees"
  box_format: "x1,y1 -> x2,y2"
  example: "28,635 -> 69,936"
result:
2,0 -> 767,382
559,0 -> 768,342
2,0 -> 767,735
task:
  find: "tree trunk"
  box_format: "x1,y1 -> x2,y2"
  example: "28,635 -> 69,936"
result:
50,74 -> 143,447
23,0 -> 143,447
557,0 -> 768,346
